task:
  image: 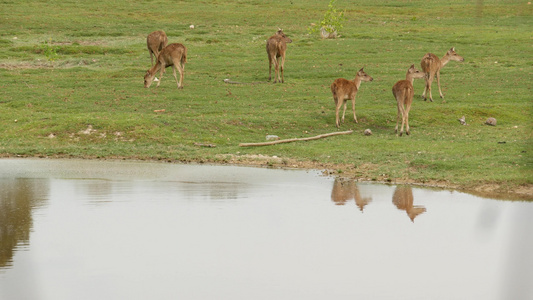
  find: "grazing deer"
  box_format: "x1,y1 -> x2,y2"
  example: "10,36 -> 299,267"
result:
420,47 -> 464,102
144,43 -> 187,89
147,30 -> 168,67
266,29 -> 292,83
330,68 -> 373,128
392,65 -> 426,136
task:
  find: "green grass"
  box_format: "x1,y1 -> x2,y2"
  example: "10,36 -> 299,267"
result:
0,0 -> 531,196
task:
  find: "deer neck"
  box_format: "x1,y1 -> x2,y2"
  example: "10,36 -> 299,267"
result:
405,74 -> 415,86
353,76 -> 362,90
148,63 -> 161,76
440,53 -> 452,68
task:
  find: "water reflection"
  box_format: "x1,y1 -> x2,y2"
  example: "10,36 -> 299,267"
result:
392,186 -> 427,222
0,159 -> 531,300
331,178 -> 372,211
0,178 -> 48,268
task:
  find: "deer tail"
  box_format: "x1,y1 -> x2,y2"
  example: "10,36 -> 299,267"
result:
331,82 -> 338,104
182,47 -> 187,64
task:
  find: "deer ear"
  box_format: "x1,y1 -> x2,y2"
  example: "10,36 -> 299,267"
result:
359,67 -> 364,72
410,64 -> 415,68
451,47 -> 456,52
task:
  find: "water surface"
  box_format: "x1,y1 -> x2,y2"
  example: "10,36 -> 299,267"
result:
0,159 -> 531,300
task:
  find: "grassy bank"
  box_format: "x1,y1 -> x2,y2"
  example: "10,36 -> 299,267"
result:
0,0 -> 531,198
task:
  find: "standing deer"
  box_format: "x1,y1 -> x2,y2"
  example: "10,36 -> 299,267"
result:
147,30 -> 168,67
266,29 -> 292,83
144,43 -> 187,89
420,47 -> 464,102
392,65 -> 426,136
330,68 -> 373,128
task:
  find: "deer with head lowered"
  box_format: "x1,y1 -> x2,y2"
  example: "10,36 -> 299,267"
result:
393,65 -> 426,136
144,43 -> 187,89
147,30 -> 168,67
266,29 -> 292,83
330,68 -> 373,128
420,47 -> 464,102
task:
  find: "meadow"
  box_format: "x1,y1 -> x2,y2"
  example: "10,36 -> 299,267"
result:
0,0 -> 531,198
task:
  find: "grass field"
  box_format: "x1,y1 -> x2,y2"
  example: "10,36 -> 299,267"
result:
0,0 -> 531,198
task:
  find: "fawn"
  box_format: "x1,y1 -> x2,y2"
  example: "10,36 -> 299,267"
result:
330,68 -> 373,128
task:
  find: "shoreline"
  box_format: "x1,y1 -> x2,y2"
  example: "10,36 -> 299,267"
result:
1,154 -> 531,201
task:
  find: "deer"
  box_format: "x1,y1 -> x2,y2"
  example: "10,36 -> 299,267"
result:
392,186 -> 426,222
266,29 -> 292,83
392,65 -> 426,136
146,30 -> 168,67
420,47 -> 464,102
330,68 -> 373,128
144,43 -> 187,89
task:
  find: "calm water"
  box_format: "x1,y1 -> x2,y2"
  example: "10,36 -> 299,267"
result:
0,159 -> 532,300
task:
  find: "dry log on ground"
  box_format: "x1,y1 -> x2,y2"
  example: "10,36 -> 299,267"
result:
239,130 -> 353,147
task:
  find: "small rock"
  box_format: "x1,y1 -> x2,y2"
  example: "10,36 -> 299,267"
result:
190,25 -> 195,29
364,129 -> 372,136
266,135 -> 279,141
458,115 -> 467,125
485,117 -> 497,126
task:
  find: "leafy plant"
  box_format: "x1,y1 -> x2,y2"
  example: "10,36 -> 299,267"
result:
40,38 -> 59,61
308,0 -> 346,38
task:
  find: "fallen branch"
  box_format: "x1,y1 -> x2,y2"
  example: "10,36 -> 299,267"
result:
239,130 -> 353,147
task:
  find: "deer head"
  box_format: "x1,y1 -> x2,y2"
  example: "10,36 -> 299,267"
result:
448,47 -> 465,62
408,64 -> 426,79
276,28 -> 292,43
357,67 -> 373,82
144,71 -> 155,88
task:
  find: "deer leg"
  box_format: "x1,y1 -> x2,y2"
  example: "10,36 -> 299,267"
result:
404,104 -> 411,135
335,98 -> 342,128
178,64 -> 184,89
273,58 -> 279,84
341,100 -> 349,125
422,73 -> 429,100
156,64 -> 166,87
268,54 -> 272,81
427,73 -> 435,102
280,55 -> 285,83
395,104 -> 401,134
351,97 -> 358,124
171,65 -> 180,88
436,71 -> 445,103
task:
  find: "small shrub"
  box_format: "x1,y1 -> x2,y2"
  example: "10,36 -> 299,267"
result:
308,0 -> 346,39
41,38 -> 59,61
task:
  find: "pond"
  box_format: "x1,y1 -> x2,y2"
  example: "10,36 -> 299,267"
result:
0,159 -> 532,300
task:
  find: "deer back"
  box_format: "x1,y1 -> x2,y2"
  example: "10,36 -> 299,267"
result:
420,52 -> 440,74
147,30 -> 168,52
158,43 -> 186,66
332,78 -> 357,98
266,30 -> 292,57
392,79 -> 414,101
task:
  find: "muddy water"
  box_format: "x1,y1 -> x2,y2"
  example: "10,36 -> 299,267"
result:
0,159 -> 532,300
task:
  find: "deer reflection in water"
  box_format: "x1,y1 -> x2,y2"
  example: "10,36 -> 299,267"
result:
392,186 -> 426,222
331,178 -> 372,212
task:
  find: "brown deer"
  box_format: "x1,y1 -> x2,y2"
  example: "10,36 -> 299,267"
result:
144,43 -> 187,89
147,30 -> 168,67
420,47 -> 464,102
392,65 -> 426,136
392,186 -> 426,222
330,68 -> 373,128
266,29 -> 292,83
331,178 -> 372,212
